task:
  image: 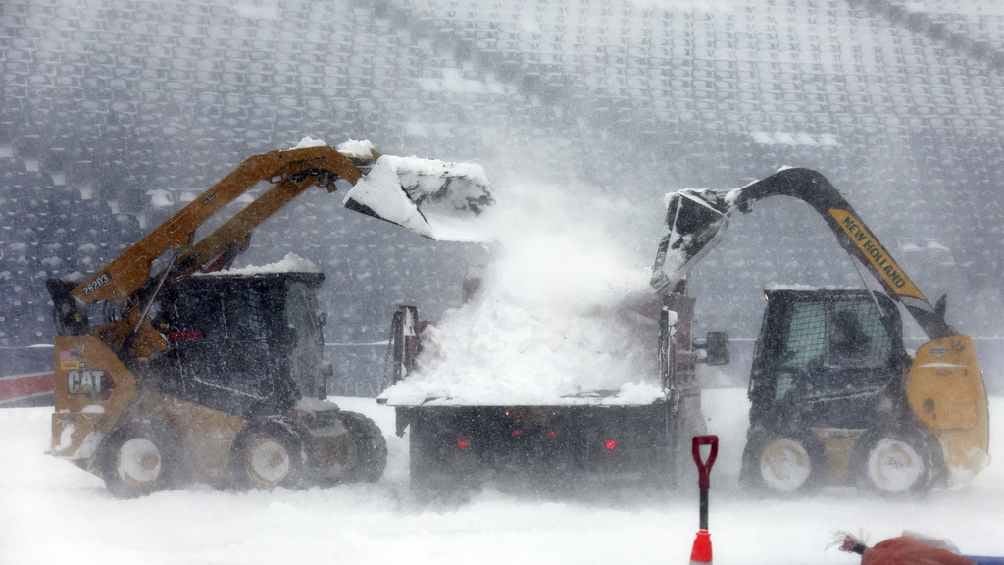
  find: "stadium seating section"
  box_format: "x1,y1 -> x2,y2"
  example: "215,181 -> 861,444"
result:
2,0 -> 1003,394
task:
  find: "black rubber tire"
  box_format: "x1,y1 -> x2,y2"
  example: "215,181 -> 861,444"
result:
234,422 -> 305,490
854,429 -> 933,496
340,410 -> 388,483
746,432 -> 825,496
101,420 -> 179,498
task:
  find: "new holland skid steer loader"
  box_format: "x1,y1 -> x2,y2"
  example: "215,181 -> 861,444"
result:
651,168 -> 989,495
46,141 -> 492,496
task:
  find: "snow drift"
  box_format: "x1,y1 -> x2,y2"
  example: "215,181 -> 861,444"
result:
3,392 -> 1003,565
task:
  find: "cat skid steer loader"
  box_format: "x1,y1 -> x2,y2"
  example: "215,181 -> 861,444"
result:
46,141 -> 492,496
652,168 -> 989,495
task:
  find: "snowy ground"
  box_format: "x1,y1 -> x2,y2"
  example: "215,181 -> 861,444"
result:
1,390 -> 1001,565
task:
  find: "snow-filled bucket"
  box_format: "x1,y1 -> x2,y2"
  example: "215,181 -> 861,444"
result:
651,188 -> 733,294
343,154 -> 493,241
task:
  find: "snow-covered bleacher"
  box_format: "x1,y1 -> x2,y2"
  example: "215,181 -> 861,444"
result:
2,0 -> 1003,392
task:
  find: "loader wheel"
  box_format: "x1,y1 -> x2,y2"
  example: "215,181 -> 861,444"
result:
102,422 -> 178,498
753,435 -> 823,495
340,411 -> 388,483
857,431 -> 932,495
237,425 -> 305,490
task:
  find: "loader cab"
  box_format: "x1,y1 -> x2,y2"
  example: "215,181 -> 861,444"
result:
153,272 -> 331,416
746,288 -> 908,432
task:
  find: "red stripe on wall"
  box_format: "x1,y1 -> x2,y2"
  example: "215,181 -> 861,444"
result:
0,373 -> 54,401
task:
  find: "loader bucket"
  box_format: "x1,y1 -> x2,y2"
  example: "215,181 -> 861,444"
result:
651,189 -> 733,294
343,154 -> 493,241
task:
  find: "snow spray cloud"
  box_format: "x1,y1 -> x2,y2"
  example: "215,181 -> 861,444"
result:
474,173 -> 656,311
379,166 -> 668,405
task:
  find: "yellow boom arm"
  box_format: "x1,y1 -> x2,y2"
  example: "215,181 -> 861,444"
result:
73,145 -> 365,304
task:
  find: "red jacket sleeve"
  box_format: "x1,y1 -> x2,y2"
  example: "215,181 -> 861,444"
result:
863,537 -> 974,565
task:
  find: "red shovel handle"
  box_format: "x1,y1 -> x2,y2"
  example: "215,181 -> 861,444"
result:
692,435 -> 719,489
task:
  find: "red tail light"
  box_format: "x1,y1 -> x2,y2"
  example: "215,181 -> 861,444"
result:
603,438 -> 619,452
456,436 -> 472,450
546,430 -> 558,440
511,429 -> 524,438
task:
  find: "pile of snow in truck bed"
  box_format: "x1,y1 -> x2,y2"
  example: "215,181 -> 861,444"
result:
379,178 -> 666,406
2,391 -> 1003,565
380,278 -> 663,406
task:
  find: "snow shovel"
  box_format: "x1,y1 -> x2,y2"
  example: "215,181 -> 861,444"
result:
690,435 -> 719,565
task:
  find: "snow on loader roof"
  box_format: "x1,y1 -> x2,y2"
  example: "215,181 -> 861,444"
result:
195,252 -> 321,276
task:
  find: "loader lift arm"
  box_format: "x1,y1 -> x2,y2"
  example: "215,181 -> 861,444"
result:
57,143 -> 490,360
72,146 -> 367,305
58,146 -> 370,359
653,167 -> 953,340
